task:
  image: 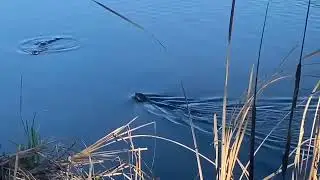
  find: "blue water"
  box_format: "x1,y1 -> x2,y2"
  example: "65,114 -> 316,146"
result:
0,0 -> 319,179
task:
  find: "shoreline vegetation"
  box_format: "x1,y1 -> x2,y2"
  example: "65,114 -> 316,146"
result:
1,0 -> 320,179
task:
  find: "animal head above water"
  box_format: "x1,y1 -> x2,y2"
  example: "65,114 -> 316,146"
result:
18,35 -> 80,55
133,93 -> 149,103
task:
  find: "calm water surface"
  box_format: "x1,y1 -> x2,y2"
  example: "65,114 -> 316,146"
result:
0,0 -> 319,179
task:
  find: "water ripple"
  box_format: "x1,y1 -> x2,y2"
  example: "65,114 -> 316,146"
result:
134,93 -> 318,150
18,35 -> 80,55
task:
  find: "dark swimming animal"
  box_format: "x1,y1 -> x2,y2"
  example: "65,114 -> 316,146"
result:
134,93 -> 149,102
30,37 -> 64,55
133,92 -> 316,150
18,35 -> 80,55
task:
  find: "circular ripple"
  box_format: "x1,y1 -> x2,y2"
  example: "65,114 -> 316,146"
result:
18,35 -> 80,55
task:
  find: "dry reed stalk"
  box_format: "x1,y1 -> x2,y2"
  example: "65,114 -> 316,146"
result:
67,117 -> 153,180
229,66 -> 256,136
213,113 -> 219,179
263,158 -> 309,180
127,124 -> 138,180
218,73 -> 287,180
263,94 -> 320,180
181,83 -> 203,180
72,117 -> 137,160
247,65 -> 255,100
293,82 -> 320,178
106,134 -> 215,165
216,64 -> 255,180
263,137 -> 314,180
13,145 -> 20,180
308,102 -> 320,180
138,149 -> 142,180
225,98 -> 252,179
231,75 -> 289,140
239,98 -> 310,179
305,96 -> 320,176
244,92 -> 318,179
221,0 -> 236,178
87,152 -> 93,180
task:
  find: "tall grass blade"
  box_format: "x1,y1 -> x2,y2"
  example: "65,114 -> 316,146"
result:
249,2 -> 270,179
13,145 -> 20,180
308,98 -> 320,180
91,0 -> 166,49
240,97 -> 309,179
233,65 -> 255,180
224,64 -> 259,180
213,113 -> 219,179
282,0 -> 312,178
293,82 -> 319,178
247,65 -> 255,100
19,75 -> 28,136
221,0 -> 237,178
305,95 -> 320,175
88,153 -> 93,180
180,82 -> 203,180
111,134 -> 215,166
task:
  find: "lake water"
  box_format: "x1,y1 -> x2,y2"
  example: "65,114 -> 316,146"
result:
0,0 -> 319,179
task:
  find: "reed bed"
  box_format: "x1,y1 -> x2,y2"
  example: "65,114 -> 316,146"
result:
2,77 -> 317,180
0,119 -> 155,179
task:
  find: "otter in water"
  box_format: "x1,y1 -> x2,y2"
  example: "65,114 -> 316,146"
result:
35,37 -> 63,47
134,93 -> 149,102
31,37 -> 64,55
19,35 -> 80,55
